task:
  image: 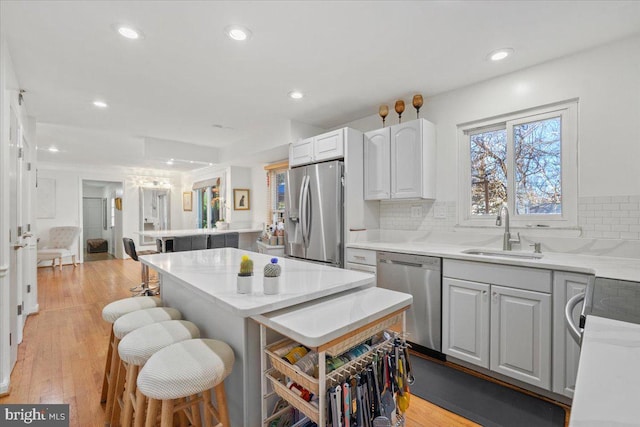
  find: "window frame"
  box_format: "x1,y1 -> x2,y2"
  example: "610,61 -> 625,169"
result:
458,100 -> 578,228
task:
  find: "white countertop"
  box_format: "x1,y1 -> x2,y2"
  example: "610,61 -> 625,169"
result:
139,248 -> 375,317
251,287 -> 412,348
570,315 -> 640,426
347,240 -> 640,282
136,227 -> 261,238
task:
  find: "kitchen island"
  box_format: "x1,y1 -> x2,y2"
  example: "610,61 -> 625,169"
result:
139,248 -> 377,427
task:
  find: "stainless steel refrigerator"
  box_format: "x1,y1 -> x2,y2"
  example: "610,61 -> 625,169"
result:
284,160 -> 344,267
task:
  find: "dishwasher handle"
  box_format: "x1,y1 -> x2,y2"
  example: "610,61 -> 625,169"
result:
378,258 -> 439,270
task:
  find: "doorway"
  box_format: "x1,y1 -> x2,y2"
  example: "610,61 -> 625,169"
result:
81,180 -> 123,262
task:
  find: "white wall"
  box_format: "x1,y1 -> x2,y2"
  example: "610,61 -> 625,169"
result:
340,35 -> 640,237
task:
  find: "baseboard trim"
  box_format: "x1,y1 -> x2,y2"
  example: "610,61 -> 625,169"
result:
0,379 -> 9,396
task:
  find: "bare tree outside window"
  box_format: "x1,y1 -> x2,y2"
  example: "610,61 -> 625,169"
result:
469,116 -> 563,217
514,117 -> 562,215
470,129 -> 507,216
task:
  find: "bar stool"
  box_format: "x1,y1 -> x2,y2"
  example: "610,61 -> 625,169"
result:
117,320 -> 201,427
106,307 -> 183,426
122,237 -> 159,296
137,339 -> 235,427
102,297 -> 163,404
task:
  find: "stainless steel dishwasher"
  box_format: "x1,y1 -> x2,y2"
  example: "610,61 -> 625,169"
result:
377,251 -> 441,353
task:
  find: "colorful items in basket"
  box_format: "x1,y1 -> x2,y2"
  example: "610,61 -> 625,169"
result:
286,380 -> 314,402
282,345 -> 309,364
293,350 -> 318,376
326,343 -> 371,374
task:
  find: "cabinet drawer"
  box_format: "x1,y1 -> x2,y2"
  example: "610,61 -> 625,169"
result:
443,259 -> 551,293
345,248 -> 376,266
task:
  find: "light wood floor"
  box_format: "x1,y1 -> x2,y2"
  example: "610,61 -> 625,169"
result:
0,259 -> 478,427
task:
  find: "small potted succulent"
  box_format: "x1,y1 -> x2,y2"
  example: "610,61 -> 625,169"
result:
263,258 -> 282,295
237,255 -> 254,294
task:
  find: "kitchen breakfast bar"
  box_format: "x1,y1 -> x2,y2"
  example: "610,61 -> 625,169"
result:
139,248 -> 410,427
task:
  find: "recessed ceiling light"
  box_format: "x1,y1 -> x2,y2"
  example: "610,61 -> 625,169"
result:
225,25 -> 252,41
489,48 -> 514,61
166,160 -> 174,165
117,26 -> 141,40
93,100 -> 108,108
48,147 -> 59,153
288,90 -> 304,100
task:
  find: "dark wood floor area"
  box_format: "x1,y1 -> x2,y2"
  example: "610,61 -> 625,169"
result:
0,260 -> 478,427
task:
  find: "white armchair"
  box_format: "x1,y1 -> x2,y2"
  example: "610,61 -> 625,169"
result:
37,226 -> 81,271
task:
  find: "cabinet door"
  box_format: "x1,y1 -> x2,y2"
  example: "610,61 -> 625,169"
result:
552,272 -> 590,398
364,128 -> 390,200
314,129 -> 344,162
443,278 -> 490,368
390,120 -> 422,199
490,285 -> 551,390
290,138 -> 314,166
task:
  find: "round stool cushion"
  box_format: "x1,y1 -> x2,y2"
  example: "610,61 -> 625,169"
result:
137,339 -> 234,400
102,296 -> 162,323
118,320 -> 201,366
113,307 -> 182,339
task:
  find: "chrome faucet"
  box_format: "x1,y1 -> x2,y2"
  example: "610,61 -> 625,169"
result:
496,205 -> 520,251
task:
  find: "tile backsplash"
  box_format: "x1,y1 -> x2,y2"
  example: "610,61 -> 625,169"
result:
379,195 -> 640,240
578,195 -> 640,240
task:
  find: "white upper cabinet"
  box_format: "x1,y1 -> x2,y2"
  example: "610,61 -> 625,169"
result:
314,129 -> 344,162
289,137 -> 314,166
364,118 -> 436,200
364,128 -> 390,199
289,129 -> 344,167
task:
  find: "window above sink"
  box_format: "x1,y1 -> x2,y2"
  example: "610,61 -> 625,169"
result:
457,100 -> 578,229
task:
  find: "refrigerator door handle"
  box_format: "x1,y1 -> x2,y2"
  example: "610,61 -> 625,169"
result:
302,174 -> 311,249
299,175 -> 308,248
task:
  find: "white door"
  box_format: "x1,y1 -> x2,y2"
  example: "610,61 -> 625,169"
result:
83,198 -> 103,250
364,128 -> 390,200
490,285 -> 551,390
8,107 -> 24,367
442,277 -> 490,368
21,137 -> 36,317
552,272 -> 589,397
390,120 -> 422,199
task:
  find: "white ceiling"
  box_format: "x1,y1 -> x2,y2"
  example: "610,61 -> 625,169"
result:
2,1 -> 640,171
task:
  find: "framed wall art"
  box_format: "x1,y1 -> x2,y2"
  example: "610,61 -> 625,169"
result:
182,191 -> 192,211
233,188 -> 250,210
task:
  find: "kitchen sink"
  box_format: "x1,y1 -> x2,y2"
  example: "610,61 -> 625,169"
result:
462,248 -> 544,259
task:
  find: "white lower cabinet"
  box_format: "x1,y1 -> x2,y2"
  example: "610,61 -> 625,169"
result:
490,285 -> 551,390
442,278 -> 490,368
552,271 -> 591,398
442,260 -> 552,391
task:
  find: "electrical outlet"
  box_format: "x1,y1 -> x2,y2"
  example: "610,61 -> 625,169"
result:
411,206 -> 423,218
434,205 -> 447,218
